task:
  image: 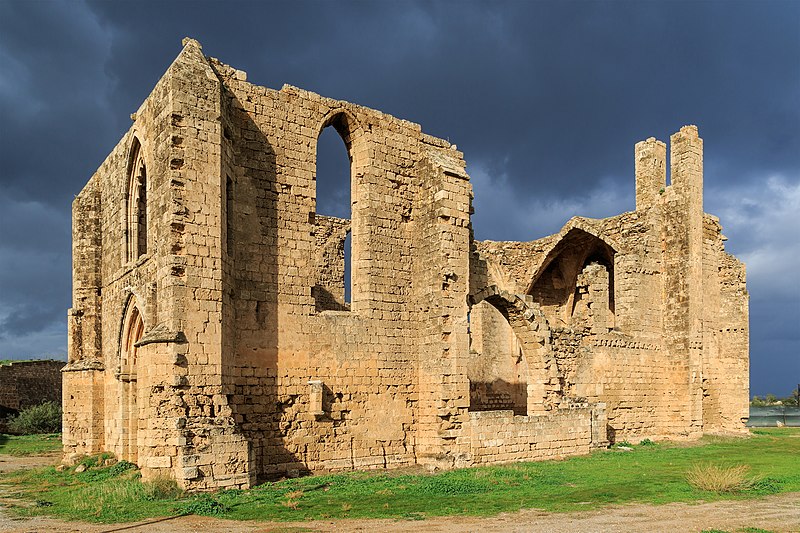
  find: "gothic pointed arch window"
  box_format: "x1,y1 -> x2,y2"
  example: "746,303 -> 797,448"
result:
126,139 -> 147,262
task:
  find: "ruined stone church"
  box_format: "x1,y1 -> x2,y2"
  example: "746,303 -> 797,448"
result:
64,39 -> 749,490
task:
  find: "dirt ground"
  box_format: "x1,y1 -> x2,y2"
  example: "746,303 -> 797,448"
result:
1,452 -> 798,533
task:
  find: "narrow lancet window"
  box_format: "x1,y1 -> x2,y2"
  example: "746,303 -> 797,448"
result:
312,115 -> 353,311
126,140 -> 147,262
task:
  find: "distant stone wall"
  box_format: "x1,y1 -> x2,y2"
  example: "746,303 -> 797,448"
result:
0,360 -> 64,413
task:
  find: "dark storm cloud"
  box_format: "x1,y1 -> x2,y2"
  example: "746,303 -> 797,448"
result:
0,1 -> 116,204
81,1 -> 800,200
0,0 -> 113,359
0,0 -> 797,394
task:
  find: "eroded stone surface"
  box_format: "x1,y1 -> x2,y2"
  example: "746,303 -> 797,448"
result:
64,39 -> 748,490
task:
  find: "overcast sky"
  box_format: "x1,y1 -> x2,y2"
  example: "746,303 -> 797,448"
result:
0,0 -> 797,396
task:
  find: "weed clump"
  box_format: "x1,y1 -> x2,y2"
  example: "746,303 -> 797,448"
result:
686,463 -> 753,493
143,475 -> 182,500
108,460 -> 137,476
410,474 -> 490,495
178,493 -> 230,516
7,402 -> 61,434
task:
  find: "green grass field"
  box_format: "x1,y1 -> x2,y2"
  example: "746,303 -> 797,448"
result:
1,429 -> 798,524
0,433 -> 62,456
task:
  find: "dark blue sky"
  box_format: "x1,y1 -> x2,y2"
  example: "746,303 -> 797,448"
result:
0,0 -> 797,396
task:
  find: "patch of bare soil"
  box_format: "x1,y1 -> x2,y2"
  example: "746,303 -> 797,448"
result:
0,452 -> 797,533
0,452 -> 59,474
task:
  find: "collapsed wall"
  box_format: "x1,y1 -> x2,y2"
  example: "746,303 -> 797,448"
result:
472,128 -> 749,441
63,38 -> 748,490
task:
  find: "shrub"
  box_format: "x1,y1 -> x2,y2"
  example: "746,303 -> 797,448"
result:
108,460 -> 137,477
7,401 -> 61,434
686,463 -> 753,493
639,438 -> 656,446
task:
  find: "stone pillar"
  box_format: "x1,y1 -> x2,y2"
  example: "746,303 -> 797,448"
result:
662,125 -> 704,437
635,137 -> 666,211
160,38 -> 253,489
576,263 -> 612,334
63,178 -> 105,461
414,142 -> 473,469
62,363 -> 105,461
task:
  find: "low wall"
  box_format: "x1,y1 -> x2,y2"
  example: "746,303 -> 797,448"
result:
465,403 -> 607,464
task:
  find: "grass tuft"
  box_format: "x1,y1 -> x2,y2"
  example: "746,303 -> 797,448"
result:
685,463 -> 753,493
143,474 -> 182,500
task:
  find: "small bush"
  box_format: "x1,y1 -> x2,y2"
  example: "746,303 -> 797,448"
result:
639,438 -> 656,446
108,460 -> 137,477
686,463 -> 753,493
7,401 -> 61,434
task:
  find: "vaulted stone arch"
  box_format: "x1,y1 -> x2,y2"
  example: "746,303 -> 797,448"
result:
524,226 -> 617,327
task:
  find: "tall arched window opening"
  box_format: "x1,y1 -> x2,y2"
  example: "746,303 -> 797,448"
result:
126,140 -> 147,262
312,114 -> 353,312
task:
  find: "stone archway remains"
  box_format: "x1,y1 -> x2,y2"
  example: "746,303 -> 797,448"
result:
469,285 -> 564,414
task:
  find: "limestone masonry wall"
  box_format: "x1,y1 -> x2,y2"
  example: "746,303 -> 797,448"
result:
0,360 -> 64,414
63,38 -> 749,490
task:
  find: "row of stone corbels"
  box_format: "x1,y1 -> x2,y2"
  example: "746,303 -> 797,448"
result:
133,37 -> 254,490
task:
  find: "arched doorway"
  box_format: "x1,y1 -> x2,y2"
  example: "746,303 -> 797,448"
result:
119,302 -> 143,464
468,300 -> 529,414
468,287 -> 564,415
